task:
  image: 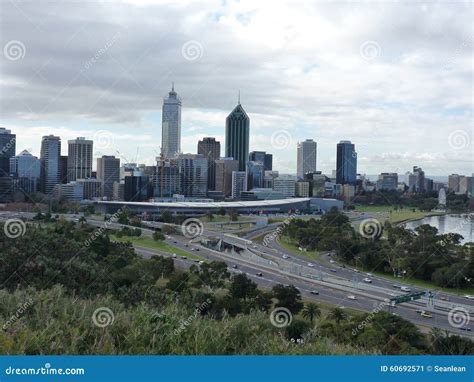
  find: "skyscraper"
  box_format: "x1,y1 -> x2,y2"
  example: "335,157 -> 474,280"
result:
297,139 -> 317,179
215,158 -> 239,197
249,151 -> 272,171
197,137 -> 221,191
247,160 -> 264,190
336,140 -> 357,185
97,155 -> 120,199
225,100 -> 249,172
10,150 -> 41,193
67,137 -> 93,182
0,127 -> 16,176
40,135 -> 61,195
162,83 -> 182,158
177,154 -> 208,198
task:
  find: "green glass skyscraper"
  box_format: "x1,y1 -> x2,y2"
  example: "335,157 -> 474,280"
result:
225,101 -> 249,172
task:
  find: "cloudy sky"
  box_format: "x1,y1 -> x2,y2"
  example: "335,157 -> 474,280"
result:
0,0 -> 472,176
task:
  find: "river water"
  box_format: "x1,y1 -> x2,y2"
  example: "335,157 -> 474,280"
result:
404,214 -> 473,244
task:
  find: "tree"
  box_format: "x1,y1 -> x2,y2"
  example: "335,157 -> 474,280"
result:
302,303 -> 321,323
78,216 -> 87,225
218,207 -> 226,216
160,210 -> 173,223
229,274 -> 258,300
153,231 -> 165,241
271,284 -> 303,314
328,307 -> 347,324
206,212 -> 214,222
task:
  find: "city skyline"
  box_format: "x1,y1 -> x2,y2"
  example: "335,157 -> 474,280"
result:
0,1 -> 471,176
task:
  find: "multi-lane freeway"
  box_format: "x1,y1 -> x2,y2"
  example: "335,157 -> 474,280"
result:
1,211 -> 473,338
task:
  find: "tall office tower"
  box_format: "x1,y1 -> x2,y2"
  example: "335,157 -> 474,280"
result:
197,137 -> 221,191
177,154 -> 208,198
0,127 -> 16,176
97,156 -> 120,200
336,140 -> 357,185
249,151 -> 273,171
246,160 -> 265,190
225,100 -> 249,172
408,166 -> 425,193
40,135 -> 61,195
59,156 -> 68,184
10,150 -> 41,193
67,137 -> 93,182
232,171 -> 247,200
215,158 -> 239,197
296,139 -> 317,179
376,173 -> 398,191
155,157 -> 180,198
161,83 -> 182,158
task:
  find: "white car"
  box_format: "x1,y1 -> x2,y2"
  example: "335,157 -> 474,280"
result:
464,295 -> 474,300
362,278 -> 372,283
172,253 -> 177,258
282,255 -> 290,259
366,273 -> 373,277
400,286 -> 411,292
329,259 -> 335,264
307,263 -> 315,267
347,295 -> 356,300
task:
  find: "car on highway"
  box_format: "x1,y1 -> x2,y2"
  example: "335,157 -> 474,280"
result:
180,256 -> 187,260
232,264 -> 238,269
307,263 -> 315,267
439,295 -> 449,301
347,295 -> 356,300
310,290 -> 319,295
392,284 -> 400,288
329,259 -> 335,264
420,311 -> 432,318
282,255 -> 290,259
362,278 -> 372,283
460,326 -> 471,331
256,272 -> 263,277
172,253 -> 177,258
464,294 -> 474,300
330,269 -> 337,273
400,286 -> 411,292
366,273 -> 373,277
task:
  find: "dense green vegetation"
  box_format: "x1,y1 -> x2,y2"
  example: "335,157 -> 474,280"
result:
0,219 -> 472,355
281,210 -> 474,289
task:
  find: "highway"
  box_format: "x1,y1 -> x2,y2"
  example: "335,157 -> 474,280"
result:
1,211 -> 473,338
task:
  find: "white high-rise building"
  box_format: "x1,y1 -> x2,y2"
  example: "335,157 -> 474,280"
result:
161,83 -> 182,158
297,139 -> 317,179
67,137 -> 93,182
232,171 -> 247,199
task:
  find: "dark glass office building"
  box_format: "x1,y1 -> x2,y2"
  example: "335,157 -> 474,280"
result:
336,140 -> 357,185
225,103 -> 249,172
249,151 -> 272,171
197,137 -> 221,191
0,128 -> 16,176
